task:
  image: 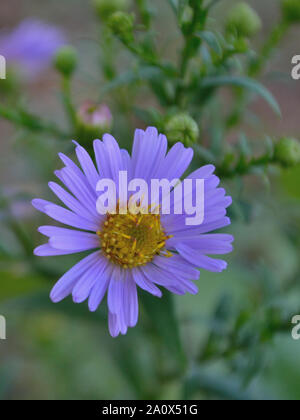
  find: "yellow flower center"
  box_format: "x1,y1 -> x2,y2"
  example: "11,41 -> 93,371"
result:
97,211 -> 172,269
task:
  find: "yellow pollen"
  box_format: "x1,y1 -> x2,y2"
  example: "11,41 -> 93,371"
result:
98,209 -> 172,269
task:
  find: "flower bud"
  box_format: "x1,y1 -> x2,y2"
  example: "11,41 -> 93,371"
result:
226,2 -> 262,38
274,137 -> 300,167
76,101 -> 113,143
281,0 -> 300,23
107,11 -> 134,43
92,0 -> 130,21
165,113 -> 199,146
54,46 -> 77,77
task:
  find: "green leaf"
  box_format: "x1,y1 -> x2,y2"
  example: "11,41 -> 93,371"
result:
140,290 -> 186,369
108,334 -> 152,399
101,66 -> 163,94
0,270 -> 46,302
201,76 -> 281,116
0,363 -> 18,398
196,31 -> 222,55
167,0 -> 189,17
183,369 -> 253,400
2,290 -> 106,323
167,0 -> 179,14
133,107 -> 163,128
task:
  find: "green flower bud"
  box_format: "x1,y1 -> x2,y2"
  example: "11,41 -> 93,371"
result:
165,113 -> 199,146
274,137 -> 300,167
107,11 -> 134,43
54,46 -> 77,77
281,0 -> 300,23
92,0 -> 131,21
226,2 -> 262,38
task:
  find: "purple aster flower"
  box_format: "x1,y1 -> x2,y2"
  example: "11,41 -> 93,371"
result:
32,127 -> 233,337
0,19 -> 66,78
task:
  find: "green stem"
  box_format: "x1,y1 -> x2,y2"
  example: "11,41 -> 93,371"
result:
135,0 -> 152,29
248,21 -> 288,77
0,104 -> 69,139
226,21 -> 288,130
0,193 -> 33,258
175,1 -> 205,106
61,76 -> 77,131
216,153 -> 275,179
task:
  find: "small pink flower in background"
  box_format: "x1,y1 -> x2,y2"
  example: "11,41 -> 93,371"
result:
77,101 -> 113,132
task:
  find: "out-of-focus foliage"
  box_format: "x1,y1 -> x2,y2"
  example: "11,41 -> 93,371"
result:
1,0 -> 300,400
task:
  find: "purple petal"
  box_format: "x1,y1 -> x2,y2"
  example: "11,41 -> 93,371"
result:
187,165 -> 216,180
72,255 -> 108,303
32,198 -> 53,212
162,207 -> 227,234
74,143 -> 100,190
58,152 -> 89,187
57,167 -> 97,211
34,244 -> 80,256
132,127 -> 168,182
153,254 -> 200,280
48,181 -> 101,223
121,149 -> 132,181
131,267 -> 162,297
167,217 -> 231,246
108,312 -> 122,338
50,251 -> 101,302
93,140 -> 113,179
141,263 -> 196,295
156,142 -> 193,180
49,233 -> 99,251
107,266 -> 124,315
45,204 -> 98,231
103,134 -> 124,183
88,262 -> 113,312
123,273 -> 139,327
176,243 -> 228,272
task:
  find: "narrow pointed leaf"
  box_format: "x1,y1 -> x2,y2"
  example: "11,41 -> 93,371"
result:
201,76 -> 281,115
140,290 -> 186,369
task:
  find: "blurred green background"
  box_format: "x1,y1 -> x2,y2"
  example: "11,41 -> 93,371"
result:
1,0 -> 300,400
